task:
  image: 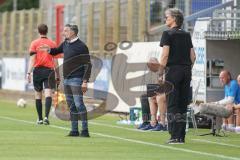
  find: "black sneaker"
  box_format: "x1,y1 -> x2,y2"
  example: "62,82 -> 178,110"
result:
43,117 -> 50,125
178,138 -> 185,144
80,129 -> 90,137
137,122 -> 149,129
166,139 -> 183,144
141,124 -> 156,130
151,123 -> 167,131
67,131 -> 80,137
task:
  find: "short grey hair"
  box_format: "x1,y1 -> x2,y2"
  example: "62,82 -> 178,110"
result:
165,8 -> 184,28
65,24 -> 78,35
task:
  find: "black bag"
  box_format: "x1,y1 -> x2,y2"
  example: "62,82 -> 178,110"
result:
189,113 -> 212,129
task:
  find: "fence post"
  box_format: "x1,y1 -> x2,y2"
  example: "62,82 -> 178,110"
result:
76,2 -> 81,31
99,1 -> 106,56
127,0 -> 133,41
113,0 -> 120,44
138,0 -> 146,41
27,9 -> 34,48
37,9 -> 43,25
1,12 -> 8,54
10,11 -> 16,54
87,3 -> 94,51
18,10 -> 25,55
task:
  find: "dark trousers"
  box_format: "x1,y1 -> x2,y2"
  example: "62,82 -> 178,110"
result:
140,94 -> 150,123
166,65 -> 191,140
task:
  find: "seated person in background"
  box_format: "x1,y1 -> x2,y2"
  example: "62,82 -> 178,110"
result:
215,70 -> 239,131
226,74 -> 240,133
138,94 -> 151,129
139,57 -> 167,131
141,93 -> 167,131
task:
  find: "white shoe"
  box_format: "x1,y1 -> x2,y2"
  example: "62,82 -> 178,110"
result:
36,119 -> 43,125
43,117 -> 50,125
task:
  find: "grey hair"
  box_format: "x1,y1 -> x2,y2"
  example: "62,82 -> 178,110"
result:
65,24 -> 78,35
165,8 -> 184,28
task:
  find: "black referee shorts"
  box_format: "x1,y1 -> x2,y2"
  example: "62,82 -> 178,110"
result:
33,67 -> 55,92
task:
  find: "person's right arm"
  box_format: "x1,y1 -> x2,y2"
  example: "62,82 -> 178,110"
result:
39,42 -> 64,55
27,54 -> 35,83
27,41 -> 37,83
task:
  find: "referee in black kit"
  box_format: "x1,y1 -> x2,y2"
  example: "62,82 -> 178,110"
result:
159,8 -> 196,144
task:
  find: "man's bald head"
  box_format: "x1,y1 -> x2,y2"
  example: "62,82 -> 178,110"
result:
219,70 -> 231,86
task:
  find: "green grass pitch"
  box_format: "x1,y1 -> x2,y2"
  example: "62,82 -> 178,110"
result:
0,100 -> 240,160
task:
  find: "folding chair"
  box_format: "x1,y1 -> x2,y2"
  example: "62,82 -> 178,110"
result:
186,80 -> 201,135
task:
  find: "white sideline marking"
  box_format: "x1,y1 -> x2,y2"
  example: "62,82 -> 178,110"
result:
191,139 -> 240,148
89,121 -> 167,133
90,122 -> 240,143
89,121 -> 145,132
0,116 -> 240,160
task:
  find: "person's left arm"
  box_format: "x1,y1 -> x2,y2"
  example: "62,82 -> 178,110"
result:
54,58 -> 60,85
188,33 -> 196,67
81,45 -> 92,93
52,42 -> 61,85
159,46 -> 170,68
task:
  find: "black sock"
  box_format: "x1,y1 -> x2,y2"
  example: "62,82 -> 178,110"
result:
36,99 -> 43,120
45,97 -> 52,118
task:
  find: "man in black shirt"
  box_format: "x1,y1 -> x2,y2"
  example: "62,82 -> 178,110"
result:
40,24 -> 92,137
159,8 -> 196,144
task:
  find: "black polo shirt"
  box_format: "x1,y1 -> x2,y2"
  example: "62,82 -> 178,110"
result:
160,28 -> 193,67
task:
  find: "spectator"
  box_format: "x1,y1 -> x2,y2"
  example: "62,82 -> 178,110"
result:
141,94 -> 167,131
225,74 -> 240,133
215,70 -> 239,132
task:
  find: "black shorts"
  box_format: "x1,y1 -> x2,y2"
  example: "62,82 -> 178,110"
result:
33,67 -> 55,92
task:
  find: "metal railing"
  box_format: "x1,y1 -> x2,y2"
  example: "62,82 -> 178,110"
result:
205,9 -> 240,40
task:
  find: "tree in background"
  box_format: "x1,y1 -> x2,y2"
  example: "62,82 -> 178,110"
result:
0,0 -> 39,12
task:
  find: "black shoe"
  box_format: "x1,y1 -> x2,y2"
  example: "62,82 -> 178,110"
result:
166,139 -> 184,144
43,117 -> 50,125
80,129 -> 90,137
179,138 -> 185,144
137,122 -> 149,129
67,131 -> 80,137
